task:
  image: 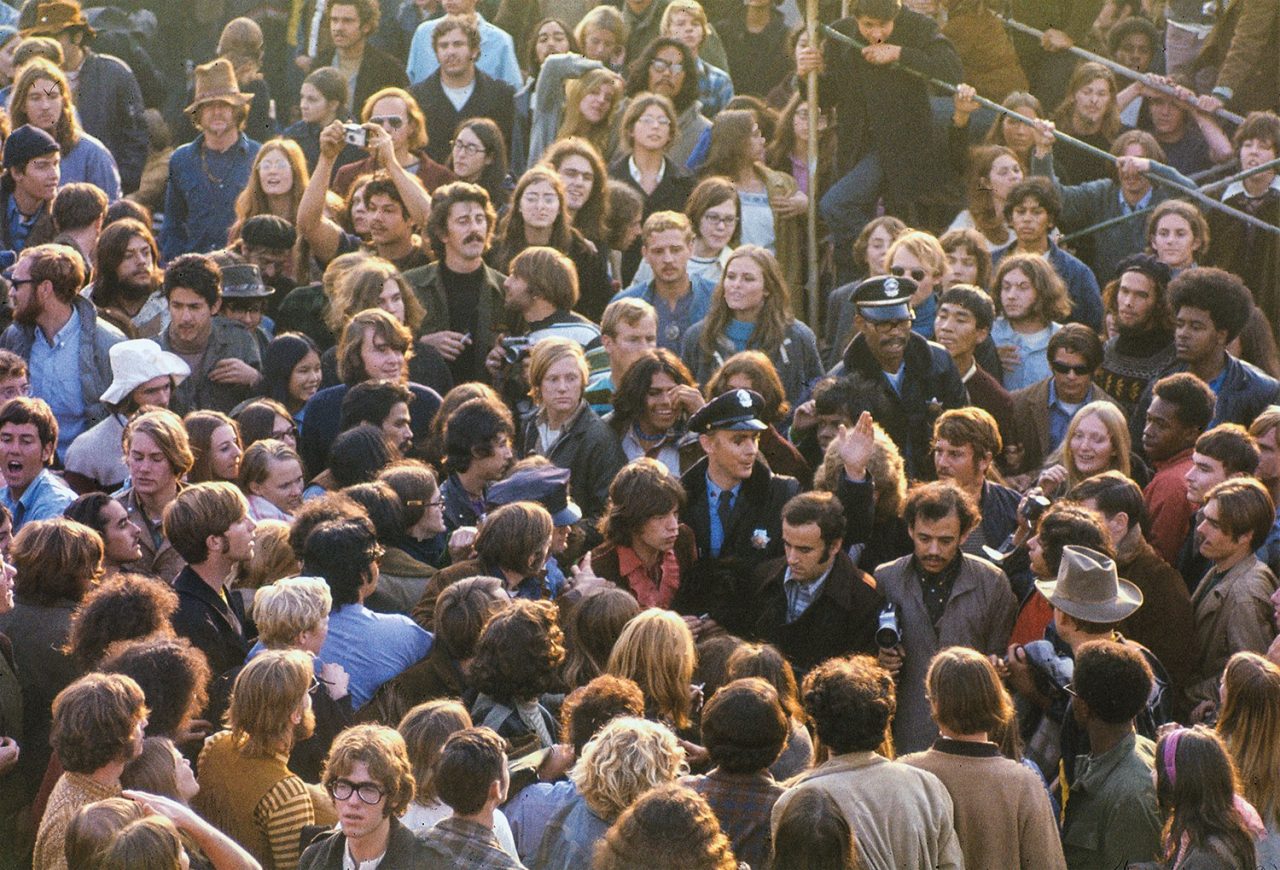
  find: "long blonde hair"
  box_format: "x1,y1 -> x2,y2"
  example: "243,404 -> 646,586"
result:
1217,652 -> 1280,826
697,245 -> 793,360
1059,401 -> 1131,489
558,68 -> 622,157
606,609 -> 696,730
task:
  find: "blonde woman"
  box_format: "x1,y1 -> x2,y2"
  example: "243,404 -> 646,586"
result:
606,608 -> 698,735
680,245 -> 822,406
533,716 -> 687,869
527,42 -> 625,165
1037,401 -> 1134,498
1217,652 -> 1280,859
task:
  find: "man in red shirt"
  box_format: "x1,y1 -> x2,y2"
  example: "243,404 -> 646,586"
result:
1141,373 -> 1215,565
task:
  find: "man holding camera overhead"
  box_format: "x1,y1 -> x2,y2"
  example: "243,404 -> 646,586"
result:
874,481 -> 1018,753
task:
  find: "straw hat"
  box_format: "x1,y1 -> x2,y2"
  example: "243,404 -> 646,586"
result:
1033,545 -> 1143,624
185,58 -> 253,117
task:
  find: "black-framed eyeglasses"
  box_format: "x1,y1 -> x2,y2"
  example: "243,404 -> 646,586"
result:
271,425 -> 298,440
1050,360 -> 1092,376
891,266 -> 927,282
452,139 -> 487,156
328,778 -> 386,805
6,278 -> 36,290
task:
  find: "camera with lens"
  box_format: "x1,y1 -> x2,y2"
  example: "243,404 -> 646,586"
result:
1020,490 -> 1053,526
499,335 -> 531,366
875,604 -> 900,649
343,123 -> 367,148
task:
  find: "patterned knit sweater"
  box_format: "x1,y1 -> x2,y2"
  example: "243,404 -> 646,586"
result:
1098,329 -> 1176,413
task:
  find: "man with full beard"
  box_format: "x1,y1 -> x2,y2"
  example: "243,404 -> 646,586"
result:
193,648 -> 338,870
84,217 -> 168,338
1097,254 -> 1176,415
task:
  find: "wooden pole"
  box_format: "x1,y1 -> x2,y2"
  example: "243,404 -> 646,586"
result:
806,0 -> 820,334
999,15 -> 1245,127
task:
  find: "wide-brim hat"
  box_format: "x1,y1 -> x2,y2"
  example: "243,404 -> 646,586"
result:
185,58 -> 253,116
220,263 -> 274,298
23,0 -> 95,38
1034,544 -> 1143,624
100,339 -> 190,405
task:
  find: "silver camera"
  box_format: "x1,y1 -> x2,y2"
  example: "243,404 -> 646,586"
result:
343,123 -> 367,148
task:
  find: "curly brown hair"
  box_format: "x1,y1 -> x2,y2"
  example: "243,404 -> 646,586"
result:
593,784 -> 737,870
64,573 -> 178,670
469,599 -> 566,704
98,636 -> 211,740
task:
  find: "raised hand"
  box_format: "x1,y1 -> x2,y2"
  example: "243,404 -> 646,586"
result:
835,410 -> 876,480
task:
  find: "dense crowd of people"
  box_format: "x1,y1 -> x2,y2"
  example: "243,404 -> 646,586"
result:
0,0 -> 1276,866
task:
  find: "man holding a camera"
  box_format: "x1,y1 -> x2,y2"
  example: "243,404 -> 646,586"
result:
874,481 -> 1018,753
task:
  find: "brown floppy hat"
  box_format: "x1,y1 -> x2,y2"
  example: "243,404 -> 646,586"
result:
185,58 -> 253,117
22,0 -> 95,38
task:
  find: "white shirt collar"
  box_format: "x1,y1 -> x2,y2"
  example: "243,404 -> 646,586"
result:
1223,175 -> 1280,200
628,155 -> 666,187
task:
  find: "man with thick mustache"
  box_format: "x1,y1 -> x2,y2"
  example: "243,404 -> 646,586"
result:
834,274 -> 966,479
404,182 -> 511,383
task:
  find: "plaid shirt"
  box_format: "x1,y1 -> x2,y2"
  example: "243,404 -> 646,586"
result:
682,770 -> 784,870
420,816 -> 527,869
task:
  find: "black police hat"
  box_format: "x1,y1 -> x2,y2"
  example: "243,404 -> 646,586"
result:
688,389 -> 769,434
853,274 -> 917,321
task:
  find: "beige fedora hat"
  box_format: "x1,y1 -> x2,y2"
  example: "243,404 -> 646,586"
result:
1034,544 -> 1143,624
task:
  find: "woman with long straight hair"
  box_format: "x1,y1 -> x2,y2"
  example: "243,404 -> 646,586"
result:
680,245 -> 822,406
1217,651 -> 1280,859
1050,62 -> 1127,184
492,165 -> 613,319
699,109 -> 806,301
1149,726 -> 1261,869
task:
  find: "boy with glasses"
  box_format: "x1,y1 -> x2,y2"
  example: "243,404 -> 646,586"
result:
301,724 -> 431,868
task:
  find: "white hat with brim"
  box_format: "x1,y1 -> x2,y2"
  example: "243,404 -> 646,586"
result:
1033,544 -> 1144,624
100,340 -> 191,405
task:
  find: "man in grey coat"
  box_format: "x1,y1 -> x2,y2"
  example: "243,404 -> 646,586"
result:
875,481 -> 1018,754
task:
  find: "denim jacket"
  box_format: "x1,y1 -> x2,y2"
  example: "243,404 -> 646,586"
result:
160,133 -> 260,259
